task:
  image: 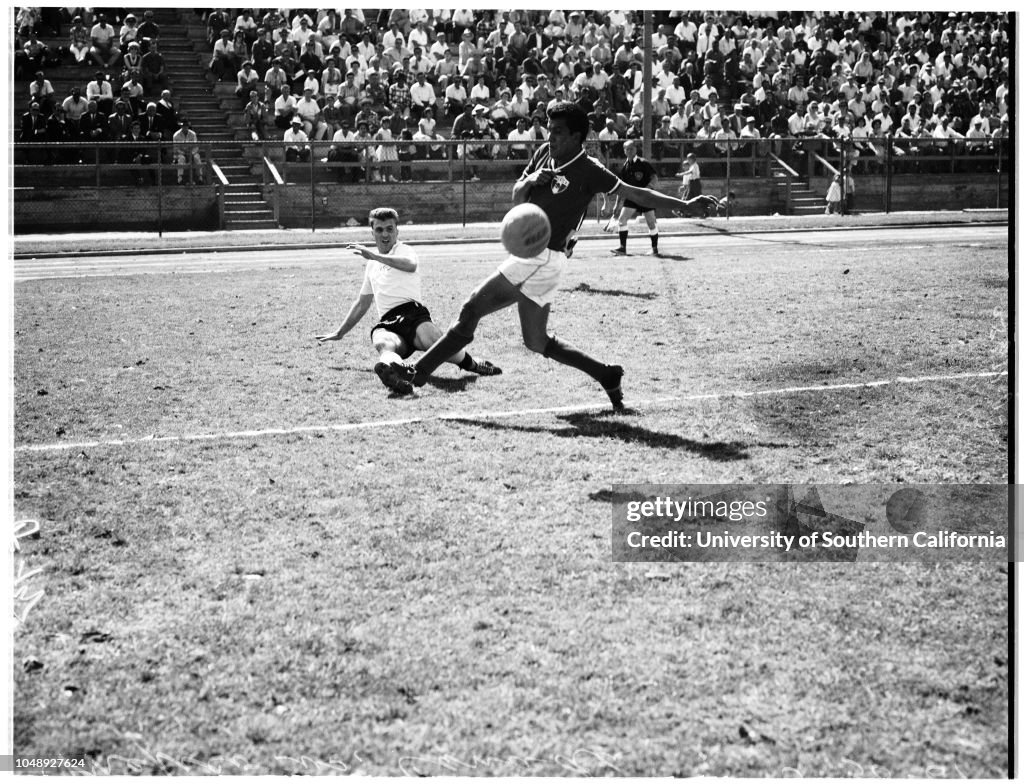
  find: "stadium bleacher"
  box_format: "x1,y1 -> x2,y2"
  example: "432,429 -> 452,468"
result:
12,9 -> 1011,222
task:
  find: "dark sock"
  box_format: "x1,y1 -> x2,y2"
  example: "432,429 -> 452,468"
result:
543,336 -> 616,384
457,353 -> 475,370
618,229 -> 628,250
417,329 -> 473,378
651,233 -> 659,252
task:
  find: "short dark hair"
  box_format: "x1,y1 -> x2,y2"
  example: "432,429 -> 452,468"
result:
368,207 -> 399,225
545,100 -> 589,140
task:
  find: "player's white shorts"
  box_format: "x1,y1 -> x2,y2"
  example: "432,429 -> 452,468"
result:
497,249 -> 566,307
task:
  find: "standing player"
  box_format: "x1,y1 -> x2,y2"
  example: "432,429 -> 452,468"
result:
315,207 -> 501,394
604,139 -> 661,256
387,101 -> 717,410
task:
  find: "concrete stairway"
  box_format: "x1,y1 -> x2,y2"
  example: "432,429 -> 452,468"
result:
154,8 -> 278,229
769,160 -> 823,215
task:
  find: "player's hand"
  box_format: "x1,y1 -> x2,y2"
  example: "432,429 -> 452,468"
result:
526,168 -> 554,187
346,243 -> 374,259
314,331 -> 343,344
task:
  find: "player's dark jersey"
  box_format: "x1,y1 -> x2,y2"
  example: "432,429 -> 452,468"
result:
519,143 -> 620,252
620,155 -> 657,211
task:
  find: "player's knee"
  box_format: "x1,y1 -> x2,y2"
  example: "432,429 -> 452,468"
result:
521,329 -> 549,354
452,299 -> 483,338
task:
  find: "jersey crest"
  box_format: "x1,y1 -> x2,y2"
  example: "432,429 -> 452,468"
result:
550,174 -> 569,194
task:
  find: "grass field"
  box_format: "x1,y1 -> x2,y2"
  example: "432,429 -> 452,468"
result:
11,224 -> 1009,776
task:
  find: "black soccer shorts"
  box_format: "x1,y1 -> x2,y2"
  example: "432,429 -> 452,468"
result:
369,300 -> 433,358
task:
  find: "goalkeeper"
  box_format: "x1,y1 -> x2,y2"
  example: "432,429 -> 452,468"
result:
603,139 -> 661,257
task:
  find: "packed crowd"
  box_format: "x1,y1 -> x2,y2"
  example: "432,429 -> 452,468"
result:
14,9 -> 1011,180
14,8 -> 204,181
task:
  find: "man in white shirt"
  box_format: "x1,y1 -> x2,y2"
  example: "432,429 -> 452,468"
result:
409,72 -> 437,120
283,117 -> 310,160
295,87 -> 328,139
315,207 -> 501,394
506,116 -> 533,159
171,119 -> 203,184
274,84 -> 298,128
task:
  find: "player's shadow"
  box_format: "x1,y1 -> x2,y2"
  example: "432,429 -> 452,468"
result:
652,251 -> 690,261
327,365 -> 374,374
446,411 -> 749,461
422,374 -> 480,393
564,282 -> 659,299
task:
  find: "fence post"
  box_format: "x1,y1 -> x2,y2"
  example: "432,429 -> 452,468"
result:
461,142 -> 467,226
310,142 -> 316,232
156,144 -> 163,237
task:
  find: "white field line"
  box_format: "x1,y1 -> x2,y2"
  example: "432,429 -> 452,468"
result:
14,370 -> 1007,455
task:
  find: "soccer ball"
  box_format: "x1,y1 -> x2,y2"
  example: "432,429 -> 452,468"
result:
500,203 -> 551,258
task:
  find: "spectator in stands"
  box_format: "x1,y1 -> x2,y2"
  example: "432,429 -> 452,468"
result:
68,15 -> 91,65
125,119 -> 155,183
364,70 -> 389,113
172,119 -> 204,184
80,99 -> 109,146
470,73 -> 491,105
19,104 -> 47,163
264,58 -> 289,101
154,91 -> 177,137
119,13 -> 140,50
450,101 -> 476,142
597,116 -> 621,158
444,75 -> 469,117
243,90 -> 269,141
354,98 -> 380,134
322,58 -> 344,102
234,9 -> 258,44
210,29 -> 237,81
107,100 -> 133,146
340,10 -> 365,44
506,115 -> 533,158
297,39 -> 325,88
90,13 -> 121,68
28,72 -> 55,117
140,39 -> 167,96
232,30 -> 251,69
44,105 -> 71,164
283,117 -> 311,162
388,69 -> 412,118
22,33 -> 52,74
235,60 -> 260,105
251,28 -> 274,74
409,71 -> 437,121
62,87 -> 89,139
121,41 -> 144,85
273,84 -> 298,129
295,87 -> 329,140
83,72 -> 113,116
137,102 -> 164,150
138,11 -> 160,47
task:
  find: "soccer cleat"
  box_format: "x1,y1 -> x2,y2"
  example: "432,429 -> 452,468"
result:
374,361 -> 414,395
467,359 -> 502,376
389,360 -> 426,387
601,365 -> 626,411
611,247 -> 627,256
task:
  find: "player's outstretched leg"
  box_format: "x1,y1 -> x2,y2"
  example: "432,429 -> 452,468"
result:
543,337 -> 625,411
519,298 -> 625,411
392,270 -> 519,387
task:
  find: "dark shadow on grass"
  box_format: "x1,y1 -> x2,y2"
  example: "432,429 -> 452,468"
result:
422,374 -> 480,393
446,411 -> 749,461
653,252 -> 691,261
327,365 -> 375,374
563,282 -> 659,299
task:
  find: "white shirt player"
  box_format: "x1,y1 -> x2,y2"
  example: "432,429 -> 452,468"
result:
359,241 -> 422,317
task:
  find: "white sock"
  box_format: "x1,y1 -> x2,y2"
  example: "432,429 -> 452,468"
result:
378,350 -> 402,366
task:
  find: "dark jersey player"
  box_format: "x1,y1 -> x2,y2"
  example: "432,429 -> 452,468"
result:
606,139 -> 661,256
384,101 -> 716,409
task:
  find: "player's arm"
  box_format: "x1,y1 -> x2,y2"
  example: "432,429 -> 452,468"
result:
512,167 -> 553,204
346,244 -> 418,272
616,181 -> 716,212
315,292 -> 373,342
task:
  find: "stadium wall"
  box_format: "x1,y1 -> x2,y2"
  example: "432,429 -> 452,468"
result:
12,176 -> 1007,233
13,188 -> 220,233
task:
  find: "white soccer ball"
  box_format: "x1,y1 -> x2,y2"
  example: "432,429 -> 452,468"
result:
500,203 -> 551,258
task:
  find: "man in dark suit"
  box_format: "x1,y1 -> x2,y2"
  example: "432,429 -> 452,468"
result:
19,102 -> 47,162
79,100 -> 109,163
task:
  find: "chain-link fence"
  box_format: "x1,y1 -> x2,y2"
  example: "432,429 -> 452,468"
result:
12,136 -> 1010,234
